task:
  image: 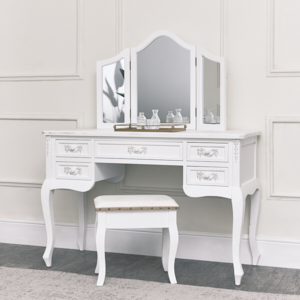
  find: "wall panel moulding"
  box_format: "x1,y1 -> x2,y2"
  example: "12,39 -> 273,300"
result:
0,0 -> 83,81
267,116 -> 300,200
267,0 -> 300,77
0,114 -> 83,188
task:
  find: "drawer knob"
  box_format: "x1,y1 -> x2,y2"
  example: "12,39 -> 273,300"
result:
128,146 -> 147,155
196,172 -> 218,181
64,166 -> 82,176
197,148 -> 218,157
64,145 -> 83,153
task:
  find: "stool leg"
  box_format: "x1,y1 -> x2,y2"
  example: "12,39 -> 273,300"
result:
162,228 -> 170,272
168,211 -> 178,284
94,212 -> 99,274
96,212 -> 106,286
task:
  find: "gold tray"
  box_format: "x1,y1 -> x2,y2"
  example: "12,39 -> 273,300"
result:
114,123 -> 187,132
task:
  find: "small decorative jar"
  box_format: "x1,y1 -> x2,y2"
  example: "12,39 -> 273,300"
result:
166,111 -> 175,123
175,109 -> 183,123
204,109 -> 215,124
137,112 -> 146,129
151,109 -> 160,129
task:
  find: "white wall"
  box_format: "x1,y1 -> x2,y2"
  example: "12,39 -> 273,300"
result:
1,0 -> 300,260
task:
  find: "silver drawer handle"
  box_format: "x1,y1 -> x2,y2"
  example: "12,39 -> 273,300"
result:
128,146 -> 147,154
64,145 -> 83,153
64,166 -> 82,176
196,172 -> 218,181
197,148 -> 218,157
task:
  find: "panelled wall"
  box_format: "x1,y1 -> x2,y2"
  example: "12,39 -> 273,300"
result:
0,0 -> 116,223
1,0 -> 300,266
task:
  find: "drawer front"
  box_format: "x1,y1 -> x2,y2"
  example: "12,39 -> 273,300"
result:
187,143 -> 228,162
55,162 -> 92,180
95,141 -> 183,160
55,140 -> 91,158
187,166 -> 229,186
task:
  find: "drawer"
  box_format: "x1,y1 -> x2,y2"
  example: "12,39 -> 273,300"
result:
95,141 -> 183,160
55,140 -> 91,158
187,143 -> 228,162
55,162 -> 92,180
186,166 -> 229,186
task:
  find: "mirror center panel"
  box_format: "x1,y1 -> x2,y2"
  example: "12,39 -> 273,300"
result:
137,36 -> 191,122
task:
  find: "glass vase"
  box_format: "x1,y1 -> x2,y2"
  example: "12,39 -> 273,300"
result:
137,112 -> 146,129
204,109 -> 215,124
166,111 -> 175,123
151,109 -> 160,129
175,109 -> 183,123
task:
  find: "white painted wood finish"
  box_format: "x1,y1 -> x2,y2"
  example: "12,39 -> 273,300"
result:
95,141 -> 183,161
187,142 -> 229,162
41,129 -> 260,285
94,208 -> 179,286
186,166 -> 229,187
41,179 -> 55,267
55,162 -> 92,180
55,140 -> 91,158
77,192 -> 87,251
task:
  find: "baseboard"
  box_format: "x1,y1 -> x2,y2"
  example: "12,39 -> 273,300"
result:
1,219 -> 300,269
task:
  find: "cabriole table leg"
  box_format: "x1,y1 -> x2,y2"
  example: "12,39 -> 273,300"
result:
249,188 -> 261,265
77,192 -> 87,251
231,188 -> 246,286
41,179 -> 55,267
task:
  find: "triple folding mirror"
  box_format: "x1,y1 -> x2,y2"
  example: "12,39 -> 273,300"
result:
97,30 -> 226,131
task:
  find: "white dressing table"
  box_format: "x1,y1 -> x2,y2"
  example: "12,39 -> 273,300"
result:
41,128 -> 261,285
42,30 -> 261,285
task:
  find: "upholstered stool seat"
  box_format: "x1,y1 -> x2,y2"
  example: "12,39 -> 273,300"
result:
94,195 -> 179,286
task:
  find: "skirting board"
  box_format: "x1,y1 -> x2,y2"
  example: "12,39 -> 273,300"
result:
1,219 -> 300,270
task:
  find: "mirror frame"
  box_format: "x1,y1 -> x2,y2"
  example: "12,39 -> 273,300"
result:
97,48 -> 131,129
197,46 -> 226,131
130,30 -> 196,130
96,31 -> 226,131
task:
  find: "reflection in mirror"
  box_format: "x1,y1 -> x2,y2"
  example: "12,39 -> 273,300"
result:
102,59 -> 125,123
203,57 -> 220,124
137,36 -> 190,122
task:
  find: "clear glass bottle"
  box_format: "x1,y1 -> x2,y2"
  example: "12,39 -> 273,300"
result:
204,109 -> 214,124
151,109 -> 160,129
175,109 -> 183,123
166,111 -> 175,123
137,112 -> 146,129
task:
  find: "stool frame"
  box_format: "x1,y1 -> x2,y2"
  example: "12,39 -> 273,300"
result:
94,209 -> 179,286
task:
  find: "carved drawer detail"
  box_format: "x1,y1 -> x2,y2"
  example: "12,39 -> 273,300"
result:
187,166 -> 228,186
128,146 -> 147,155
95,141 -> 183,160
55,140 -> 91,158
55,162 -> 92,180
187,143 -> 229,162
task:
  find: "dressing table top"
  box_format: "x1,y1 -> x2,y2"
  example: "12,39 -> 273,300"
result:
43,129 -> 260,140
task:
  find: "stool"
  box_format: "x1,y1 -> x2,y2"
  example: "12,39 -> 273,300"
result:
94,195 -> 179,286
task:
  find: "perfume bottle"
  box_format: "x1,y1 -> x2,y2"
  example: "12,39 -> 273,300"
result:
137,112 -> 146,129
166,111 -> 175,123
175,109 -> 183,123
151,109 -> 160,129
